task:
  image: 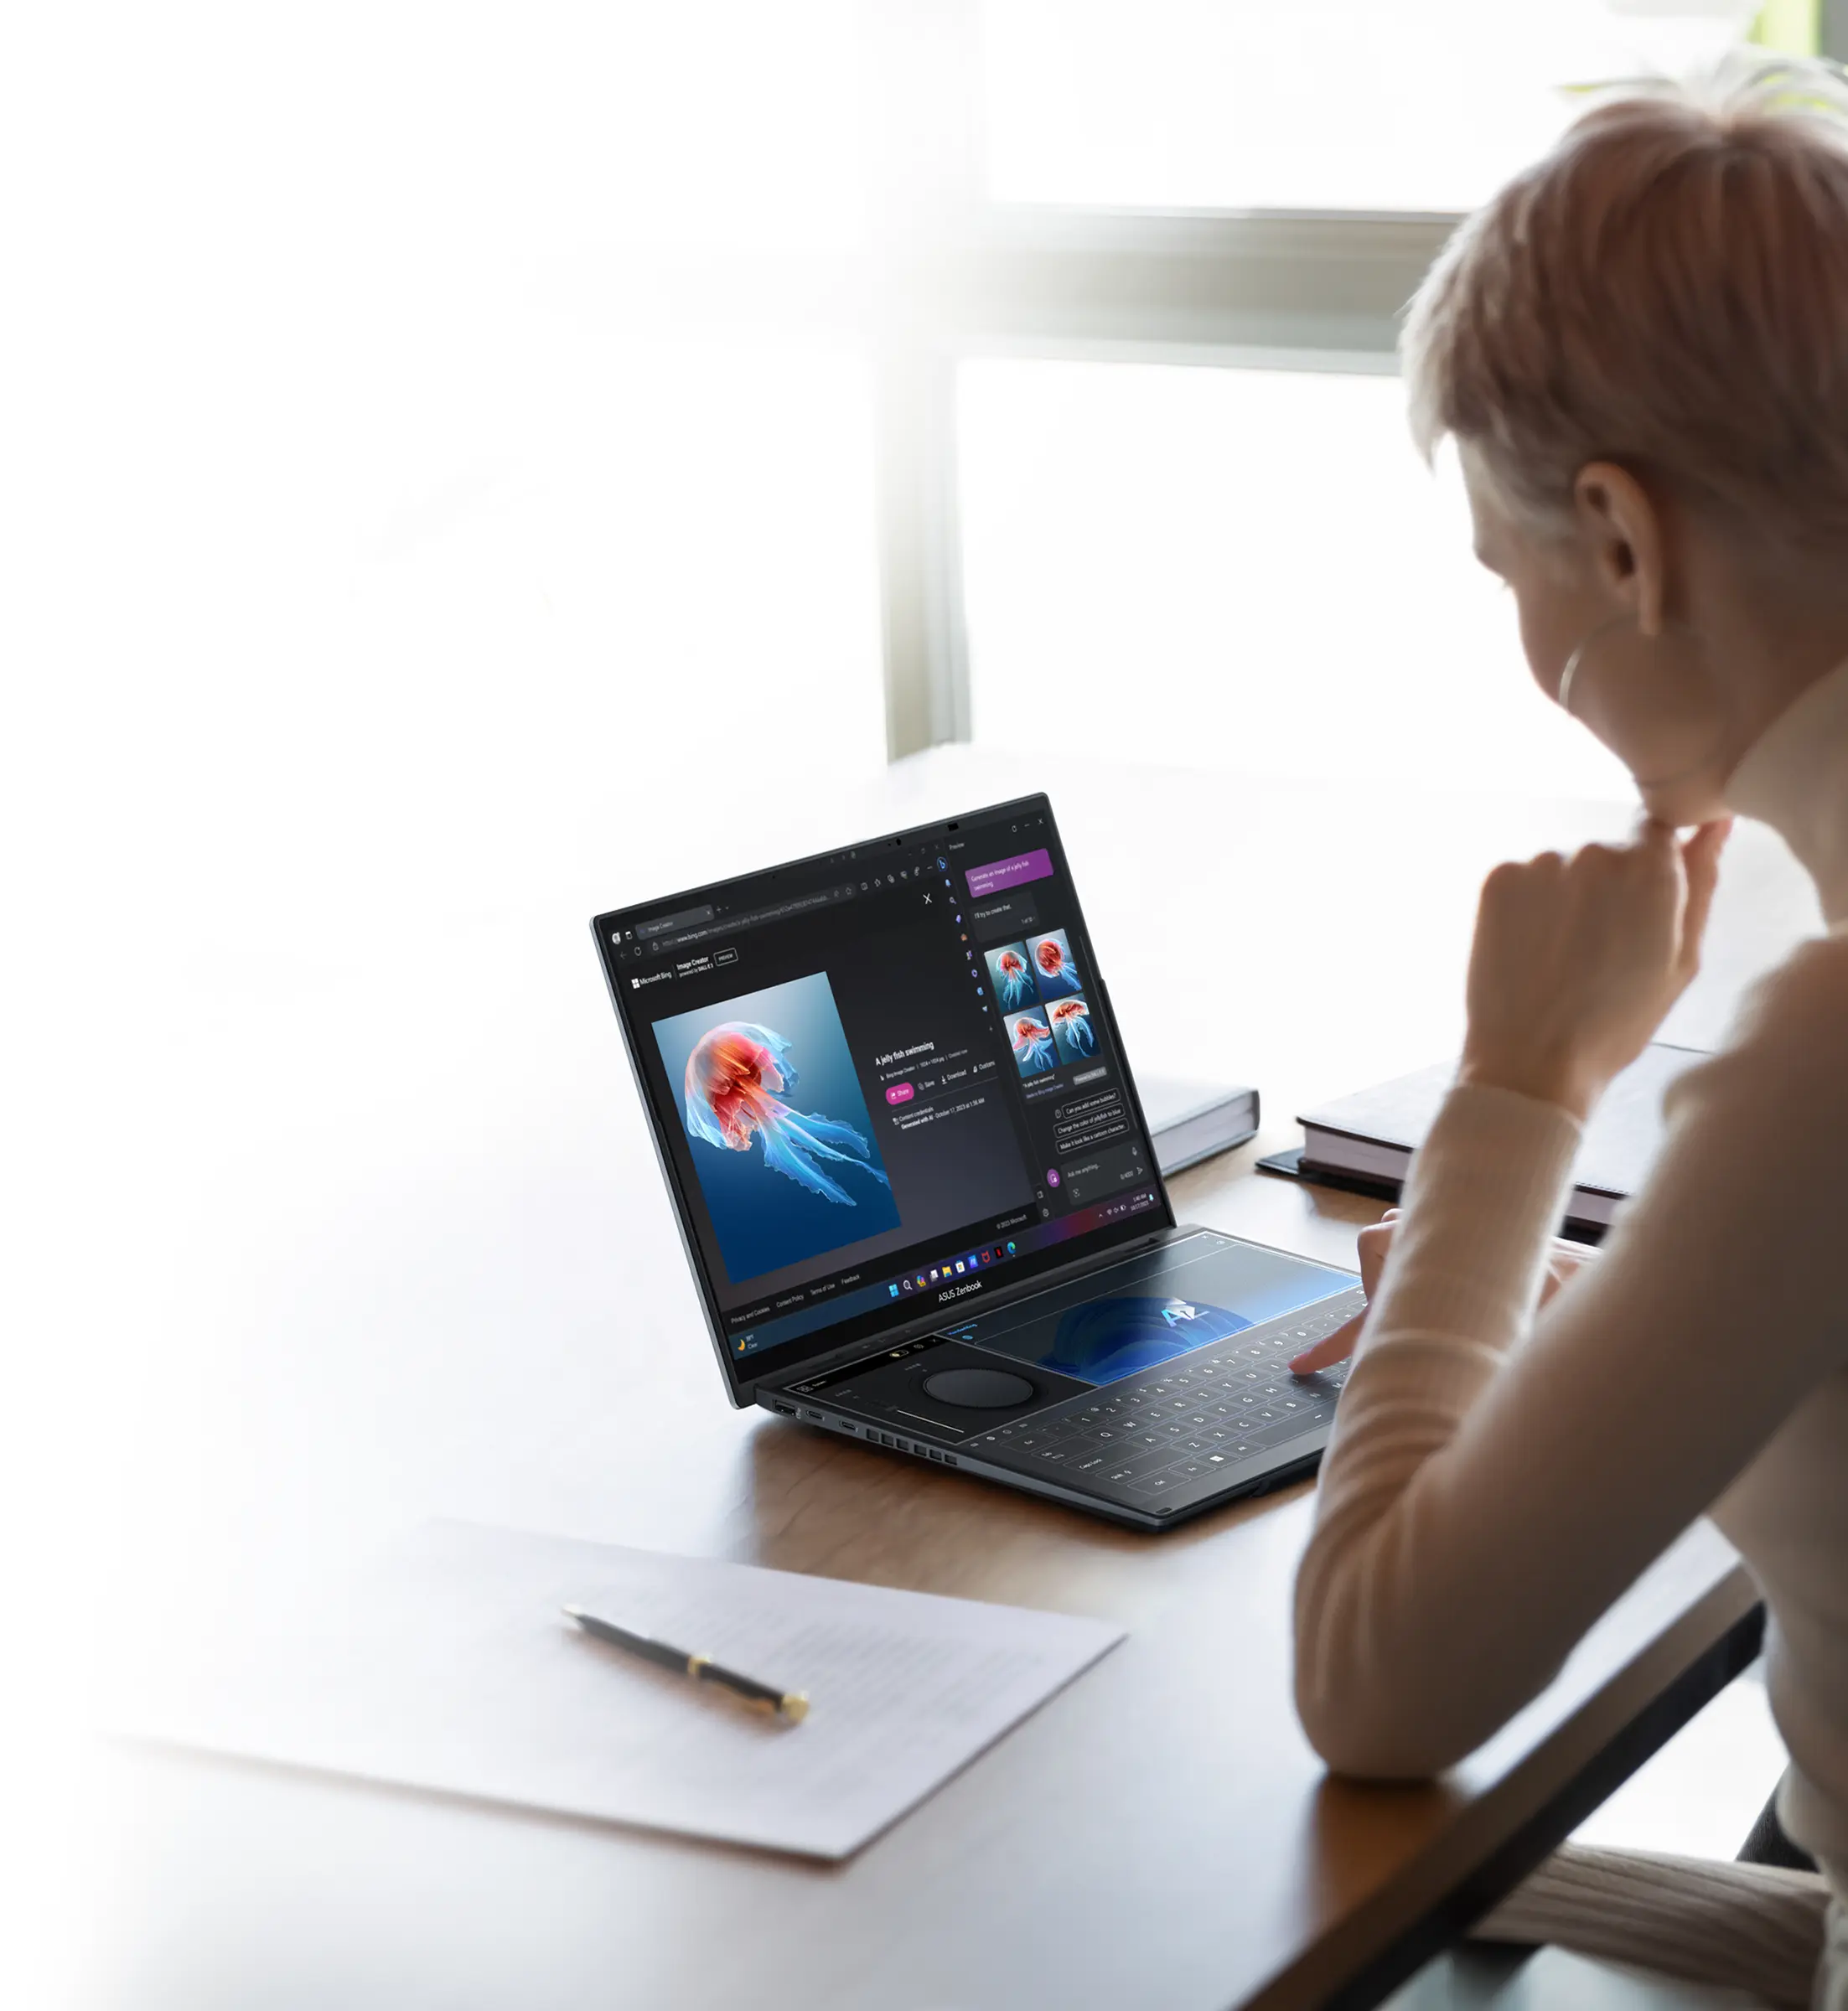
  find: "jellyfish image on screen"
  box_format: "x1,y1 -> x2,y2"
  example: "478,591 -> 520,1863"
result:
985,940 -> 1037,1011
1010,1008 -> 1057,1078
682,1022 -> 891,1207
1047,994 -> 1095,1063
1028,929 -> 1083,1000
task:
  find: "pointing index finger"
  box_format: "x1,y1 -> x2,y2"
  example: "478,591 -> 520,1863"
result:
1290,1311 -> 1363,1375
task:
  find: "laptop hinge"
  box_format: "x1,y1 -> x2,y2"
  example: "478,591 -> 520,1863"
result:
756,1225 -> 1183,1393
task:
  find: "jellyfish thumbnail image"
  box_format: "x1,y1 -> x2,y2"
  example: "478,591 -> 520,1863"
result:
1047,994 -> 1095,1063
683,1021 -> 891,1207
1009,1007 -> 1058,1078
984,939 -> 1037,1011
1028,928 -> 1082,1000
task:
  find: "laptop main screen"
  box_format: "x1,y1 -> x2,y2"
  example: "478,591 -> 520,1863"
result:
595,797 -> 1172,1391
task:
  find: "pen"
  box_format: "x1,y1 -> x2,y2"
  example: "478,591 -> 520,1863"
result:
563,1606 -> 810,1723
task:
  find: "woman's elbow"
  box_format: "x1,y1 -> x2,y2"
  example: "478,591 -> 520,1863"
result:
1293,1595 -> 1470,1780
1293,1605 -> 1559,1779
1293,1662 -> 1461,1781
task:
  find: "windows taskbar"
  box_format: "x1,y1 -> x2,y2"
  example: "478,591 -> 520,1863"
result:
727,1186 -> 1163,1359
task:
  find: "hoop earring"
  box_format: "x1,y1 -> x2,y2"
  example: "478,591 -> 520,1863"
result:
1556,613 -> 1634,719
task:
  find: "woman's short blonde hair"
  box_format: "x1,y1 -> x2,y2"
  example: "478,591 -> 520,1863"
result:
1403,56 -> 1848,553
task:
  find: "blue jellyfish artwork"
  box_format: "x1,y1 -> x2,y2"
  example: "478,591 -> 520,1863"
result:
1009,1008 -> 1057,1078
1047,994 -> 1095,1063
985,939 -> 1037,1011
1028,929 -> 1083,1000
683,1021 -> 890,1206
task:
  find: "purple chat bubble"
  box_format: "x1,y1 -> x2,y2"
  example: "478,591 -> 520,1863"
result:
964,847 -> 1053,900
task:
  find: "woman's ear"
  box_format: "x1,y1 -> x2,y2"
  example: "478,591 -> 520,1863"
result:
1572,461 -> 1668,638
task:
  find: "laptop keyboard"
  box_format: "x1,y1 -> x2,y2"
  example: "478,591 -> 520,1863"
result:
965,1286 -> 1365,1507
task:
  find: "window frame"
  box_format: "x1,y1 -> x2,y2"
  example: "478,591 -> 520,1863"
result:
870,205 -> 1457,754
691,1 -> 1848,759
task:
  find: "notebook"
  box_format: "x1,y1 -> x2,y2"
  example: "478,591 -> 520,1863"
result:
111,1519 -> 1126,1860
1267,1042 -> 1709,1233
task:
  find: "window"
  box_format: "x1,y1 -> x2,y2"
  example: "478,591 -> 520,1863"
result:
865,0 -> 1836,795
960,360 -> 1628,799
983,0 -> 1764,212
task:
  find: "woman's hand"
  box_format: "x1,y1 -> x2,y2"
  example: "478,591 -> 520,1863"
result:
1288,1210 -> 1597,1374
1286,818 -> 1725,1378
1457,818 -> 1731,1122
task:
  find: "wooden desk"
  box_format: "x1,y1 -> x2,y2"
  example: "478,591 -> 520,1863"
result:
60,748 -> 1815,2010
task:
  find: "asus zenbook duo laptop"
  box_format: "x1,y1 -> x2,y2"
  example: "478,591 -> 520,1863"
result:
593,795 -> 1360,1532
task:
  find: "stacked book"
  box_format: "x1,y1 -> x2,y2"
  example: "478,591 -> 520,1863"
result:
1138,1077 -> 1260,1179
1262,1042 -> 1707,1238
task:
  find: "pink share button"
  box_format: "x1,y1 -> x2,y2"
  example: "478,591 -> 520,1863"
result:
885,1083 -> 915,1105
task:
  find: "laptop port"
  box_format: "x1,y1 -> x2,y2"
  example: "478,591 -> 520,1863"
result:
768,1401 -> 795,1416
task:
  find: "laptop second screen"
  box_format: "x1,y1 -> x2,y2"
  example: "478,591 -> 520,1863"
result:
594,796 -> 1172,1393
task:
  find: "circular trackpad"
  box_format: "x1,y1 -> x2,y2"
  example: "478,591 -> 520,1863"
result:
922,1367 -> 1036,1409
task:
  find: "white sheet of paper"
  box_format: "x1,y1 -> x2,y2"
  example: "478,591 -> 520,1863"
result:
116,1520 -> 1126,1858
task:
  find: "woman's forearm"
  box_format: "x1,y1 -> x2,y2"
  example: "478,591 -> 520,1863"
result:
1293,1082 -> 1583,1772
1291,959 -> 1848,1779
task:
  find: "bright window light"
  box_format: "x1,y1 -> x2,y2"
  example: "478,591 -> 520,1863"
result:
960,360 -> 1633,801
11,5 -> 885,970
983,0 -> 1763,212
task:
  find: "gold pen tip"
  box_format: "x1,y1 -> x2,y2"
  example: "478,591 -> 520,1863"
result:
779,1693 -> 810,1724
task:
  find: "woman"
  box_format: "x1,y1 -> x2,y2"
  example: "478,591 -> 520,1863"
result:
1288,59 -> 1848,2010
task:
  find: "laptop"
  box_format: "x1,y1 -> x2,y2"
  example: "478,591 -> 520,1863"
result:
592,794 -> 1360,1532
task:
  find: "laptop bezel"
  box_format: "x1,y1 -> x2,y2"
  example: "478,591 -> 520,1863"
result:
590,794 -> 1176,1408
